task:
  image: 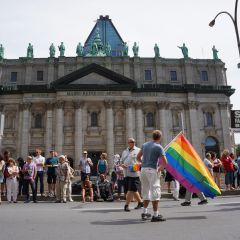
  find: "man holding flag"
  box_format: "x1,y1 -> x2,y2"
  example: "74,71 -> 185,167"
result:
137,130 -> 168,222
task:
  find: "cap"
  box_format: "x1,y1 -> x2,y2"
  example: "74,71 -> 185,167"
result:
83,150 -> 88,154
49,149 -> 55,152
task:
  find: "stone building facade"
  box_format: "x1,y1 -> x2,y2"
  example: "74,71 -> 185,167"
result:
0,16 -> 235,171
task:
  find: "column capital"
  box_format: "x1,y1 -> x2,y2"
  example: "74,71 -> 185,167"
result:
104,99 -> 114,109
135,100 -> 144,109
45,101 -> 54,110
187,101 -> 199,110
20,102 -> 32,111
0,104 -> 4,112
73,100 -> 84,109
218,102 -> 229,109
156,101 -> 170,109
123,100 -> 134,109
55,100 -> 64,109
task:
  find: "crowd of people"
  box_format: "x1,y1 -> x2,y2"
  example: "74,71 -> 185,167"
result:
0,130 -> 240,222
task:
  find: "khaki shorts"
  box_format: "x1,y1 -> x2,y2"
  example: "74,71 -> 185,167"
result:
140,168 -> 161,201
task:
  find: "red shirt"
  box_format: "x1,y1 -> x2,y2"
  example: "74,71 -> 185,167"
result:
221,155 -> 234,172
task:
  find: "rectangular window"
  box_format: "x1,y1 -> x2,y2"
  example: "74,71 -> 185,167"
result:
37,71 -> 44,81
170,71 -> 177,81
144,70 -> 152,81
200,71 -> 208,81
10,72 -> 17,83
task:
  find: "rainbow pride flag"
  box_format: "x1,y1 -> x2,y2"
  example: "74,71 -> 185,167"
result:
164,133 -> 221,198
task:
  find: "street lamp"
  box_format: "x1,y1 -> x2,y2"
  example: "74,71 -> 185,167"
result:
209,0 -> 240,68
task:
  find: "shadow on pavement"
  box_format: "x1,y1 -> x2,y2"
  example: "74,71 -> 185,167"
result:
91,219 -> 146,225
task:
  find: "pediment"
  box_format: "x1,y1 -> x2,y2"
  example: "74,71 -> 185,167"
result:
69,72 -> 118,85
52,63 -> 136,89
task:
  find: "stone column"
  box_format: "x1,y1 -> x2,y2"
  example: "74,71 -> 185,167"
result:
124,100 -> 134,140
133,57 -> 141,87
187,101 -> 201,155
45,102 -> 53,157
183,59 -> 194,84
20,102 -> 31,158
123,57 -> 130,78
0,104 -> 4,151
47,58 -> 55,84
16,105 -> 23,157
157,101 -> 170,147
218,102 -> 232,150
25,60 -> 33,85
55,101 -> 64,154
58,57 -> 65,78
135,100 -> 144,147
74,101 -> 84,169
104,100 -> 114,172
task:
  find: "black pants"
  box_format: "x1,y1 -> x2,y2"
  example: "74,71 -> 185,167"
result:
35,171 -> 44,194
23,179 -> 37,201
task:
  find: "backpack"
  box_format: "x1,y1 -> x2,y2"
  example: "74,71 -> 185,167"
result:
4,167 -> 10,178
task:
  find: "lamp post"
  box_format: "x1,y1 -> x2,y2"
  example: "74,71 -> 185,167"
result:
209,0 -> 240,68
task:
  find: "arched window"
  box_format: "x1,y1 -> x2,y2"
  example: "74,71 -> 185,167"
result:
91,112 -> 98,127
205,112 -> 213,127
35,114 -> 42,128
204,136 -> 219,156
146,113 -> 154,127
172,111 -> 181,128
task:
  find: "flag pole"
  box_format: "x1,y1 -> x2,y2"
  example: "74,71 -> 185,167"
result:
164,131 -> 182,151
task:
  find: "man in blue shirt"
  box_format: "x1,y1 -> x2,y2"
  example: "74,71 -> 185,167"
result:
137,130 -> 168,222
45,150 -> 59,197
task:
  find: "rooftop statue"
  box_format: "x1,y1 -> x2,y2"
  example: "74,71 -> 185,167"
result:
132,42 -> 139,57
76,42 -> 84,57
58,42 -> 65,57
212,45 -> 219,60
178,43 -> 188,59
105,42 -> 111,56
0,44 -> 4,60
154,43 -> 160,58
49,43 -> 56,58
27,43 -> 34,58
92,42 -> 98,56
122,42 -> 128,56
89,27 -> 106,56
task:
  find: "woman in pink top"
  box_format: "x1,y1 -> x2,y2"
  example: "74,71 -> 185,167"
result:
211,152 -> 222,189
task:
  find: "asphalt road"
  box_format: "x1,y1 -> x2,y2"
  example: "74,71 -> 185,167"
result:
0,196 -> 240,240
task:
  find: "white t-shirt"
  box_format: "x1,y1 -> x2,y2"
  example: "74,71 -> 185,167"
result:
33,155 -> 45,172
203,158 -> 213,175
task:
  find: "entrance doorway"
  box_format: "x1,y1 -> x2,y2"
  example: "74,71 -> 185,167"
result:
204,136 -> 220,157
87,151 -> 101,176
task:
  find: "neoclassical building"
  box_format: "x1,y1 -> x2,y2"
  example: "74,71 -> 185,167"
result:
0,15 -> 235,171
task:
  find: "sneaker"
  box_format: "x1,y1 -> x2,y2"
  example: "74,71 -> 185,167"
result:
55,200 -> 61,203
24,200 -> 30,203
134,202 -> 144,209
33,200 -> 38,203
13,201 -> 18,203
181,201 -> 191,206
69,199 -> 74,202
124,205 -> 131,212
62,200 -> 67,203
198,199 -> 208,205
151,215 -> 166,222
141,213 -> 151,220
